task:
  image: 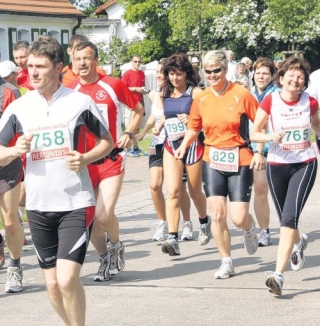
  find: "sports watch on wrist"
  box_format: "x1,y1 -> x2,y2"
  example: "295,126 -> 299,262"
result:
254,150 -> 265,155
124,131 -> 133,139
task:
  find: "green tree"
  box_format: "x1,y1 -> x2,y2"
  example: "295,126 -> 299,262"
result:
262,0 -> 319,50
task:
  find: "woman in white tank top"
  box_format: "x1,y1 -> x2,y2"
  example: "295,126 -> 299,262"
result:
251,57 -> 320,296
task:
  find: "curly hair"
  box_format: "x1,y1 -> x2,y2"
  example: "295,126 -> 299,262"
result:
162,53 -> 199,97
275,56 -> 310,89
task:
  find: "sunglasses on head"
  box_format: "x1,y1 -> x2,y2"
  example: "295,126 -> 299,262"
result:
204,67 -> 222,74
133,60 -> 141,63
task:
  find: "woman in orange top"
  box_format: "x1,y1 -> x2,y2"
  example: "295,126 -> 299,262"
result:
175,50 -> 264,279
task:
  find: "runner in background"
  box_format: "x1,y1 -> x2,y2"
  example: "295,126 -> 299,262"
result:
250,57 -> 278,247
68,41 -> 144,281
0,76 -> 24,293
154,53 -> 210,256
61,34 -> 106,86
136,58 -> 193,241
121,54 -> 149,157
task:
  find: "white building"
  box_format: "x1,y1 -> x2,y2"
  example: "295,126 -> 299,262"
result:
0,0 -> 85,64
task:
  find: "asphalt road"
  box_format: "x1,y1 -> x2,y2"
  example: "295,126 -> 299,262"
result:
1,155 -> 319,325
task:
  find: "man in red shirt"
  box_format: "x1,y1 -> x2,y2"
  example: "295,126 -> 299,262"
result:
61,34 -> 106,86
68,41 -> 144,281
121,55 -> 148,157
13,41 -> 33,90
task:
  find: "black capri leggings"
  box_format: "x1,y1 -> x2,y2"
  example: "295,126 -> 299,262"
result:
266,160 -> 317,229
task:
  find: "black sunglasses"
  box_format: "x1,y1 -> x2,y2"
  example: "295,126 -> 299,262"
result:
133,60 -> 141,63
204,68 -> 222,74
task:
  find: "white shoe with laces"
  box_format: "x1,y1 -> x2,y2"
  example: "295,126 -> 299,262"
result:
181,221 -> 193,241
214,260 -> 235,279
243,221 -> 259,255
258,229 -> 271,246
291,234 -> 308,271
152,221 -> 168,241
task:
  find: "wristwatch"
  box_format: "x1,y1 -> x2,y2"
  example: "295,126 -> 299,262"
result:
124,131 -> 133,139
254,150 -> 265,155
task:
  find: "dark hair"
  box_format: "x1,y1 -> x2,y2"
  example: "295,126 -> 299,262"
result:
28,36 -> 64,67
73,41 -> 99,60
253,57 -> 276,76
68,34 -> 89,49
275,56 -> 310,89
162,53 -> 199,97
13,40 -> 30,52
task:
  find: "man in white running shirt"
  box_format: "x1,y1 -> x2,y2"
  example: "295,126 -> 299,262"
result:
0,36 -> 114,325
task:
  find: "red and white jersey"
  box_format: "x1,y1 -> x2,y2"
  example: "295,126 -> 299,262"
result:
68,74 -> 138,151
260,91 -> 318,164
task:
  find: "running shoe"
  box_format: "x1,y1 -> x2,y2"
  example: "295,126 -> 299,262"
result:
181,221 -> 193,241
243,221 -> 259,255
214,260 -> 235,279
0,236 -> 5,269
291,234 -> 308,271
93,254 -> 111,282
198,216 -> 212,245
5,266 -> 23,293
162,238 -> 180,256
258,229 -> 271,247
265,272 -> 283,296
152,221 -> 168,241
109,242 -> 125,276
134,148 -> 148,156
127,149 -> 140,157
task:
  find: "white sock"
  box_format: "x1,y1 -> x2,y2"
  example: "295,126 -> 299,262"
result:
110,240 -> 121,249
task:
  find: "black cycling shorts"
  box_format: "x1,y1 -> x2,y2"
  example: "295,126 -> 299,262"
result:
202,162 -> 253,202
27,206 -> 95,269
0,157 -> 23,194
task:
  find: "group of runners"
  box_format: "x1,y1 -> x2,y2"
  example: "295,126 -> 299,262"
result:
0,34 -> 319,325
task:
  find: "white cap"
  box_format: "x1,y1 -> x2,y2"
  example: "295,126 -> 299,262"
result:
0,60 -> 18,78
191,57 -> 199,63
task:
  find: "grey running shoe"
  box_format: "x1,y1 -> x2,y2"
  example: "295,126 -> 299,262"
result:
5,266 -> 23,293
243,221 -> 259,255
291,234 -> 308,271
181,221 -> 193,241
93,254 -> 111,282
0,237 -> 5,269
214,260 -> 235,279
152,221 -> 168,241
109,242 -> 125,276
198,216 -> 212,245
258,229 -> 271,247
162,238 -> 180,256
265,273 -> 283,296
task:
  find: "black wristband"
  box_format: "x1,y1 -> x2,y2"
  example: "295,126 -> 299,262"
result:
124,132 -> 133,139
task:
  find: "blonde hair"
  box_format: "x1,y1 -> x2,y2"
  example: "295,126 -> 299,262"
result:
203,50 -> 228,69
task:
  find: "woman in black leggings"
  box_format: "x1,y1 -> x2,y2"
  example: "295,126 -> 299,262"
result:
251,57 -> 320,296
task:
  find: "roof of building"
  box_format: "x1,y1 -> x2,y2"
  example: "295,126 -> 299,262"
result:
94,0 -> 117,15
0,0 -> 86,18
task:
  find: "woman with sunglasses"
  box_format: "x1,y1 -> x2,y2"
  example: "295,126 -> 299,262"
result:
154,53 -> 210,256
175,50 -> 262,278
136,59 -> 194,242
251,57 -> 320,296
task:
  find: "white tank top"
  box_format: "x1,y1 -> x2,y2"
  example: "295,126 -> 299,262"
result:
267,92 -> 316,164
151,90 -> 166,145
